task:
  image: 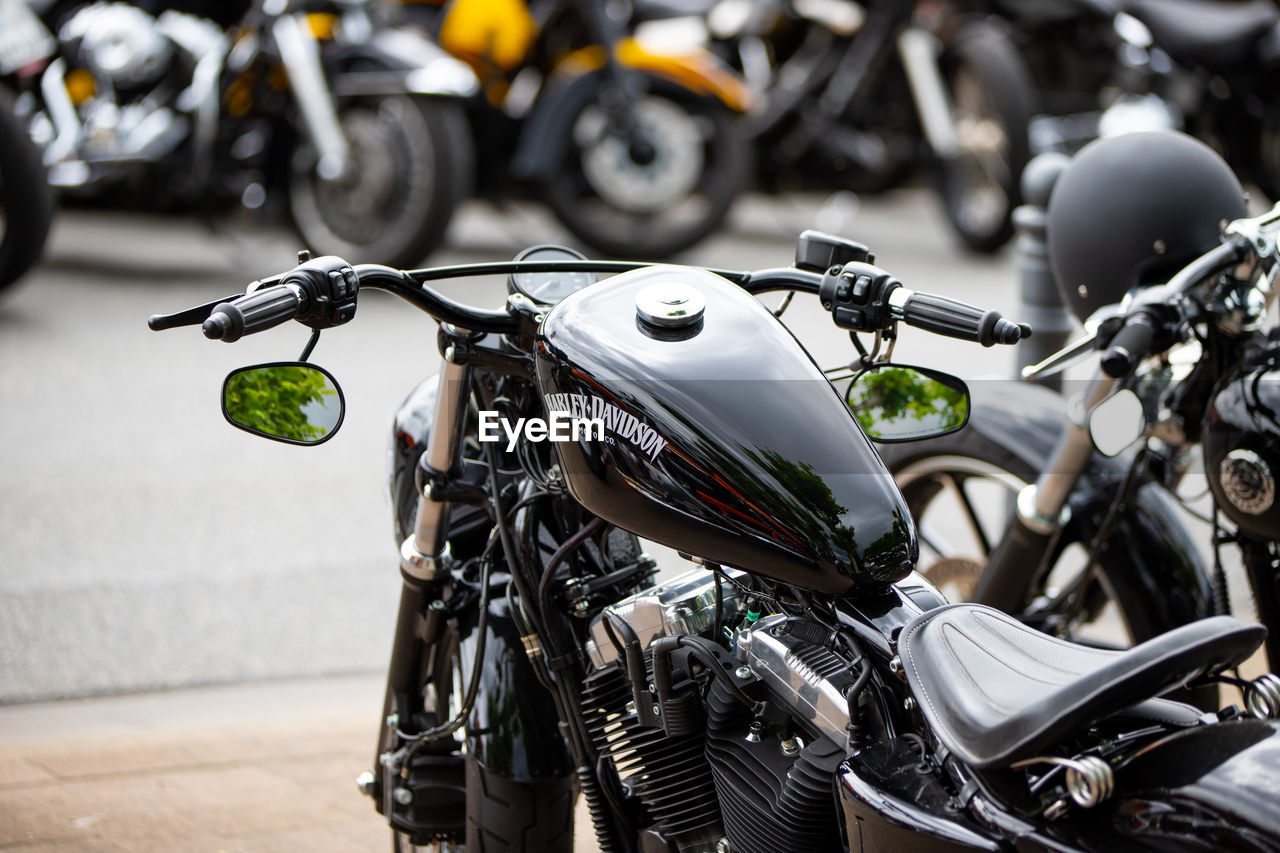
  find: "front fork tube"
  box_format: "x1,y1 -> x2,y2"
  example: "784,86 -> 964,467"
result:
896,27 -> 959,159
386,358 -> 473,722
271,13 -> 351,180
971,374 -> 1118,612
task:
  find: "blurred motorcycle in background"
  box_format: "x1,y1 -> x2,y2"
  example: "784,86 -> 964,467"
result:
648,0 -> 1038,253
15,0 -> 477,268
976,0 -> 1280,205
0,0 -> 56,295
875,132 -> 1280,690
396,0 -> 754,259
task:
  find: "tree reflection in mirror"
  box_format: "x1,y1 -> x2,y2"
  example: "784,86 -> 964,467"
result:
845,364 -> 969,442
222,363 -> 345,445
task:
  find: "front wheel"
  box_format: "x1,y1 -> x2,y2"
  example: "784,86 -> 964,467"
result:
930,22 -> 1036,254
289,95 -> 471,268
544,82 -> 749,259
883,428 -> 1146,649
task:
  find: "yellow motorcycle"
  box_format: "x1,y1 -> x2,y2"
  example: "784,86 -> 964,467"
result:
401,0 -> 754,259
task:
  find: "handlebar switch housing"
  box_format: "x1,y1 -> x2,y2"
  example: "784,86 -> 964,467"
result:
819,261 -> 901,333
270,255 -> 360,331
795,230 -> 873,273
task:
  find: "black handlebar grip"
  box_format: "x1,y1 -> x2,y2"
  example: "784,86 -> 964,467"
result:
1100,313 -> 1158,378
901,291 -> 1030,346
202,284 -> 302,342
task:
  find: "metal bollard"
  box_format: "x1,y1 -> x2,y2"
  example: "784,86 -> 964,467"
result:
1013,153 -> 1075,391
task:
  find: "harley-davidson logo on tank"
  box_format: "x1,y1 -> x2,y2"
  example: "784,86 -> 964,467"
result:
544,393 -> 670,462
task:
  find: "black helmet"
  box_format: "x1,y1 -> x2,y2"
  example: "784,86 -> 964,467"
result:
1047,131 -> 1246,322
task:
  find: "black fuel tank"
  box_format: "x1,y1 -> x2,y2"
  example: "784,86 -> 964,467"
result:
534,266 -> 916,595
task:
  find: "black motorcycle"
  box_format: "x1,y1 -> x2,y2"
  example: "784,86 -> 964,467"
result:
17,0 -> 476,268
151,226 -> 1280,851
710,0 -> 1038,253
976,0 -> 1280,194
877,130 -> 1280,678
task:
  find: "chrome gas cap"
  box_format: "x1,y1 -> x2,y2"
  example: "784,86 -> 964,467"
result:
636,281 -> 705,329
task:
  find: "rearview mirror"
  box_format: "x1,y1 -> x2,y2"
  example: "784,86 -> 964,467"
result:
845,364 -> 970,442
1088,388 -> 1146,457
222,363 -> 345,446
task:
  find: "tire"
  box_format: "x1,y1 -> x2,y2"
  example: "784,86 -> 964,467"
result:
289,94 -> 470,268
931,21 -> 1036,254
544,80 -> 750,260
879,426 -> 1162,649
387,624 -> 575,853
462,761 -> 574,853
0,84 -> 54,296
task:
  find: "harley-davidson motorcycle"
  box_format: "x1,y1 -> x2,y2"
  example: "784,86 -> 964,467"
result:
878,130 -> 1280,677
150,217 -> 1280,850
15,0 -> 477,267
394,0 -> 753,260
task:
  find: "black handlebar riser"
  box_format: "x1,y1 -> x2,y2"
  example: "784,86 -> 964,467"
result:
1100,312 -> 1159,378
901,291 -> 1029,346
202,284 -> 303,342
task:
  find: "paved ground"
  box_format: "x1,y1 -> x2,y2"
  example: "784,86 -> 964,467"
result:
0,676 -> 389,851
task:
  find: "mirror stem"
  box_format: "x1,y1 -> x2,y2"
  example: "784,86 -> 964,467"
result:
299,329 -> 321,362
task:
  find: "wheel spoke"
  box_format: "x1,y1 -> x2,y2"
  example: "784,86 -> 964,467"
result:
938,473 -> 991,556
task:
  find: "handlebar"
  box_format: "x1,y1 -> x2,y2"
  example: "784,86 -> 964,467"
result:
152,254 -> 1030,348
203,283 -> 304,342
1022,234 -> 1248,381
893,289 -> 1030,346
819,260 -> 1029,345
1099,310 -> 1159,378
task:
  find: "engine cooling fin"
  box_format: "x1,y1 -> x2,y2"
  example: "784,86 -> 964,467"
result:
580,664 -> 723,850
705,678 -> 845,853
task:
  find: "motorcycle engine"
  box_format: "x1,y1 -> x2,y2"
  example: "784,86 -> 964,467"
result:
582,568 -> 855,853
60,3 -> 173,89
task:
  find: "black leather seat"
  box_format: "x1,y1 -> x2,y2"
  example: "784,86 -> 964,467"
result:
898,604 -> 1264,768
1126,0 -> 1279,70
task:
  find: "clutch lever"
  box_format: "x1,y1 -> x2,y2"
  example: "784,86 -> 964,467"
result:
148,273 -> 290,332
148,294 -> 244,331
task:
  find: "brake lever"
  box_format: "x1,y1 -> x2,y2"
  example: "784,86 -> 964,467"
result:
1020,331 -> 1099,380
147,294 -> 243,331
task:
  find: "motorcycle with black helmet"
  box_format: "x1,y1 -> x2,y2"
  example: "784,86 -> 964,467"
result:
875,129 -> 1280,679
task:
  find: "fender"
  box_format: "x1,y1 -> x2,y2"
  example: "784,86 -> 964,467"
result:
1105,719 -> 1280,847
509,38 -> 751,181
326,27 -> 478,98
881,381 -> 1214,640
456,592 -> 574,781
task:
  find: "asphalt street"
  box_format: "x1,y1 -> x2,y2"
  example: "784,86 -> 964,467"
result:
0,188 -> 1064,704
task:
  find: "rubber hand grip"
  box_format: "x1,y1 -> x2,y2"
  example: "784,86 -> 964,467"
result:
202,284 -> 301,342
1100,313 -> 1158,378
901,291 -> 1029,346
